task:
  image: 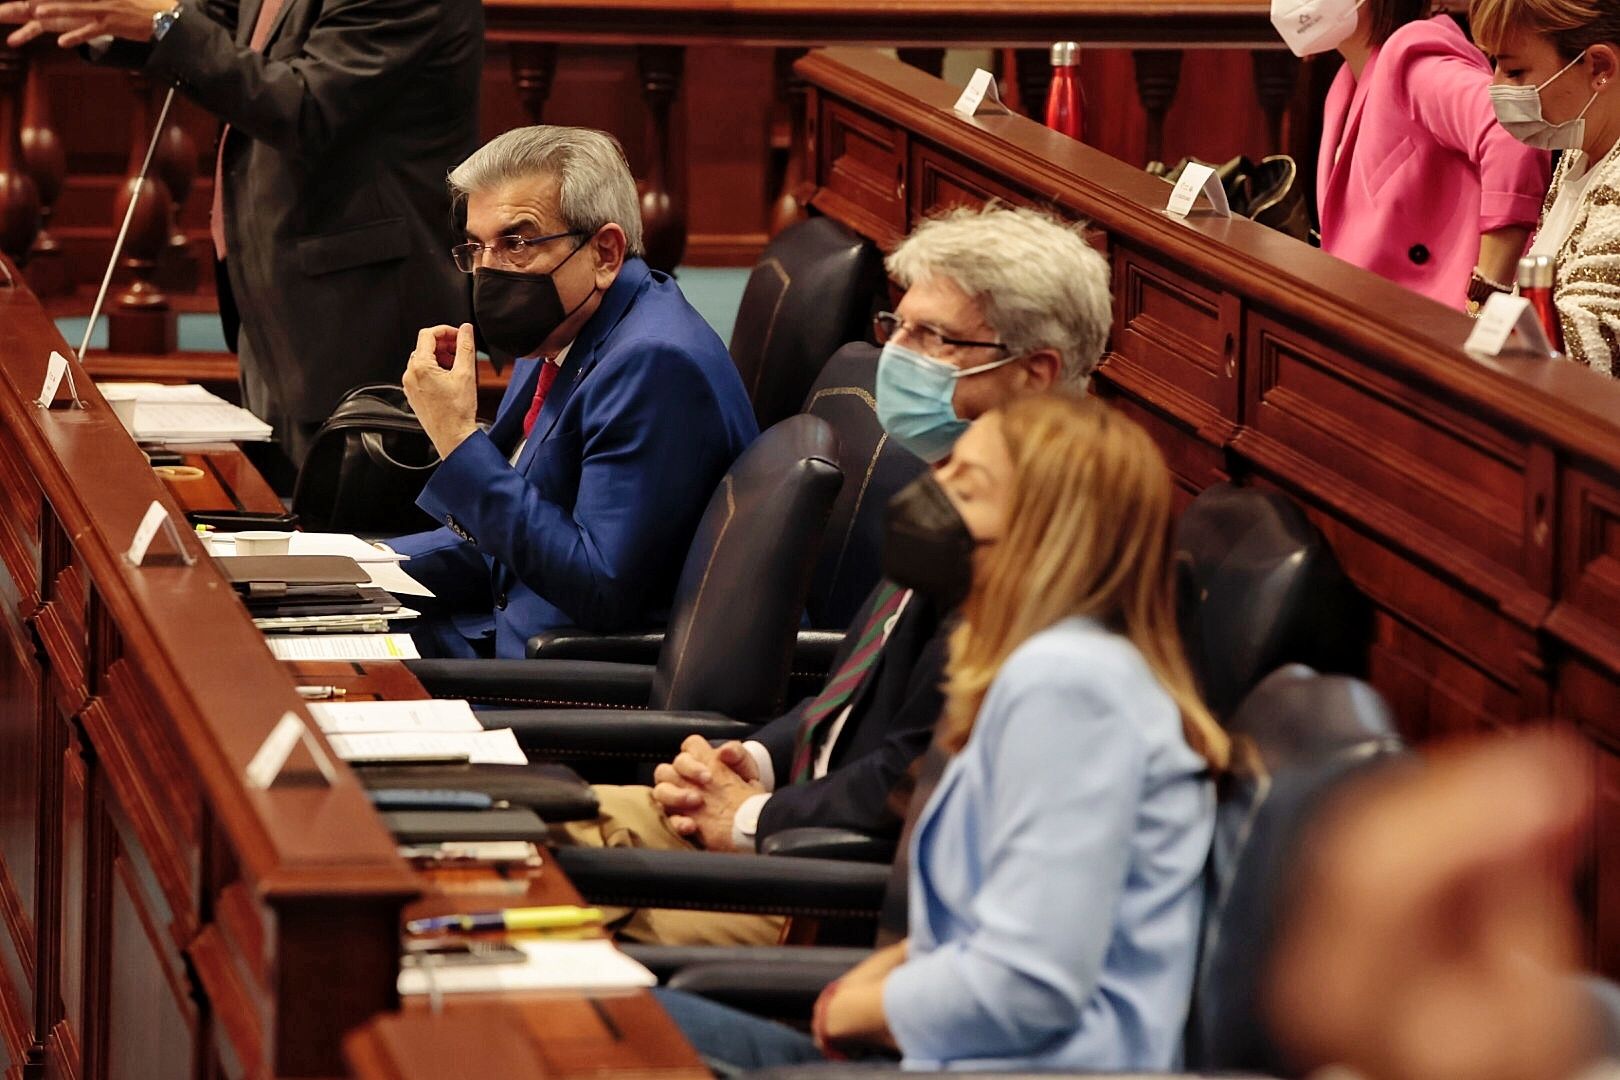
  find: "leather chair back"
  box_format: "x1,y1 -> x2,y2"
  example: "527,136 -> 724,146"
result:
729,217 -> 887,432
1174,483 -> 1369,719
1187,664 -> 1404,1072
800,343 -> 927,629
651,415 -> 844,720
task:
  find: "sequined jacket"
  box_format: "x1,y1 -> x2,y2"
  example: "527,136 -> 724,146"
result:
1545,141 -> 1620,376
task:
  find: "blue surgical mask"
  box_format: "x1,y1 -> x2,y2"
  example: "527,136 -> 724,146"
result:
875,341 -> 1017,463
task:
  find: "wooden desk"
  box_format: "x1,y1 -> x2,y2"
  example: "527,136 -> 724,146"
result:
796,46 -> 1620,975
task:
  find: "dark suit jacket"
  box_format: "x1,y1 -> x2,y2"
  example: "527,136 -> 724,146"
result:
138,0 -> 481,426
750,583 -> 949,843
390,259 -> 759,658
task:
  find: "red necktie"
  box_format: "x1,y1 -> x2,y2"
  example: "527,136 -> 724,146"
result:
522,361 -> 561,438
789,583 -> 907,783
210,0 -> 289,258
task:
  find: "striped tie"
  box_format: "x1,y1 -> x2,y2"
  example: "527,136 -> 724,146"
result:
789,583 -> 906,783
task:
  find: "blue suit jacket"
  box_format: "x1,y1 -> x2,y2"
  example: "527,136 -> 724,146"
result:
392,258 -> 757,657
883,617 -> 1215,1072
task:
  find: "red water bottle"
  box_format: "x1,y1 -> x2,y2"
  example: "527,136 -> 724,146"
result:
1518,255 -> 1565,355
1045,41 -> 1084,140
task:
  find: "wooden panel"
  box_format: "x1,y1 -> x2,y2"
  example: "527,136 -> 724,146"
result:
1107,243 -> 1240,445
0,620 -> 41,1049
54,733 -> 86,1061
908,141 -> 1029,220
811,95 -> 906,249
100,853 -> 198,1080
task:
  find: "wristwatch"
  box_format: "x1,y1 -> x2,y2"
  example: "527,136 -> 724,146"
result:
151,3 -> 181,41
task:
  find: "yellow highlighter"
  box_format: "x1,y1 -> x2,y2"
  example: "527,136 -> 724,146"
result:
406,904 -> 604,935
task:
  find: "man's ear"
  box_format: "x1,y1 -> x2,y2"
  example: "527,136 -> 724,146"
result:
593,224 -> 629,282
1021,349 -> 1062,393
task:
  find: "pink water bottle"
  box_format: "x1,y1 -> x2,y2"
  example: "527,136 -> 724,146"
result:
1045,41 -> 1084,141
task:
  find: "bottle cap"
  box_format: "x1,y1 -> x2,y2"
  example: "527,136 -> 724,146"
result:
1517,254 -> 1556,289
1050,41 -> 1080,67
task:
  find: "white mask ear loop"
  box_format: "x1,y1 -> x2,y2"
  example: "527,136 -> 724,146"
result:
1537,50 -> 1588,93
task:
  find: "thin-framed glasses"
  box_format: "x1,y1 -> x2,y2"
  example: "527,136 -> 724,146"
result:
873,311 -> 1008,354
451,229 -> 587,274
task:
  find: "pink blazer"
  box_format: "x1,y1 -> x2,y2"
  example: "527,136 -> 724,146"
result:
1316,15 -> 1550,309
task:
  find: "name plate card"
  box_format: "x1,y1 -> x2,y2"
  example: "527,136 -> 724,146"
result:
247,711 -> 340,790
35,351 -> 68,408
124,500 -> 197,567
953,68 -> 1010,118
1165,162 -> 1231,220
1464,293 -> 1557,358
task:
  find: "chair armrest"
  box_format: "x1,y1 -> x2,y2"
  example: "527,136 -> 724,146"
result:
489,709 -> 758,759
791,631 -> 847,678
759,828 -> 895,864
528,628 -> 666,664
619,944 -> 871,984
404,658 -> 655,708
660,950 -> 871,1020
551,846 -> 889,919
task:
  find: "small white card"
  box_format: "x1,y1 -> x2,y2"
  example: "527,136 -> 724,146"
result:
36,351 -> 69,408
952,68 -> 1010,118
1464,293 -> 1556,357
308,699 -> 482,735
325,728 -> 528,767
245,710 -> 340,790
1165,162 -> 1231,220
125,501 -> 171,567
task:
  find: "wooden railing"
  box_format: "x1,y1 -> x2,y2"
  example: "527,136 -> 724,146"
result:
796,45 -> 1620,976
0,259 -> 419,1078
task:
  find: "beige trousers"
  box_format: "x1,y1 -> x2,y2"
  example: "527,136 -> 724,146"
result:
559,784 -> 786,946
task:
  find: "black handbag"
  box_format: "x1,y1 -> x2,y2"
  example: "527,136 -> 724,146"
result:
1147,155 -> 1317,244
291,383 -> 442,535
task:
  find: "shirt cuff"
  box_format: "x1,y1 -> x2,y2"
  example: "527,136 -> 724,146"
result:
732,792 -> 772,852
743,740 -> 776,793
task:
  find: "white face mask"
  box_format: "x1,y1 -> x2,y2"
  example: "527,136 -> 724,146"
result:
1489,52 -> 1598,150
1270,0 -> 1366,57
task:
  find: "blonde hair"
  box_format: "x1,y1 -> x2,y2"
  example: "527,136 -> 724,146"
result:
1471,0 -> 1620,59
940,394 -> 1229,773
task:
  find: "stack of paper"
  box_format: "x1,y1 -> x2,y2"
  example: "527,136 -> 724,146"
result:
397,938 -> 657,996
210,533 -> 433,598
325,729 -> 527,766
266,633 -> 421,661
308,699 -> 482,734
99,382 -> 273,443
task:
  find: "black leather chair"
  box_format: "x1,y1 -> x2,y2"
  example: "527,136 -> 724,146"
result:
1174,483 -> 1368,718
729,217 -> 887,433
799,343 -> 926,631
405,414 -> 844,743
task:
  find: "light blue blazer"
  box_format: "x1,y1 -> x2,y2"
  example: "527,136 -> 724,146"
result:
884,616 -> 1214,1072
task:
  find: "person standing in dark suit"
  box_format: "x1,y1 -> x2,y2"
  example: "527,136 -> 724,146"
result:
562,203 -> 1115,947
4,0 -> 482,468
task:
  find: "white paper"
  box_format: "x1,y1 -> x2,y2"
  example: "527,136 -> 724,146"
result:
1165,162 -> 1231,220
130,401 -> 273,442
325,728 -> 527,766
308,699 -> 482,735
398,939 -> 655,996
1465,292 -> 1554,357
952,68 -> 1008,118
36,351 -> 69,408
358,559 -> 434,598
96,382 -> 217,402
125,500 -> 171,566
211,531 -> 406,563
266,633 -> 421,661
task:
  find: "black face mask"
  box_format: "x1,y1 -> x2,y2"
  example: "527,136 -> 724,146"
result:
882,474 -> 979,611
471,239 -> 594,359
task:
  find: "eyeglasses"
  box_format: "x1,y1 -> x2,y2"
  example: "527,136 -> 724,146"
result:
450,230 -> 587,274
873,311 -> 1008,355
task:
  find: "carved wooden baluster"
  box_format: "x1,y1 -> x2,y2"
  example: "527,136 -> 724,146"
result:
1014,48 -> 1049,120
1132,50 -> 1183,165
0,42 -> 41,270
895,48 -> 946,78
153,82 -> 198,292
107,73 -> 177,354
1252,50 -> 1302,156
636,44 -> 686,273
21,43 -> 67,295
769,47 -> 811,237
509,42 -> 559,124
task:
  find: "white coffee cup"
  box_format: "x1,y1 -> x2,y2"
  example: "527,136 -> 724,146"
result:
233,531 -> 291,556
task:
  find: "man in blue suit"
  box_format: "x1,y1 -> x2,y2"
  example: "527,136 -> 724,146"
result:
395,126 -> 757,658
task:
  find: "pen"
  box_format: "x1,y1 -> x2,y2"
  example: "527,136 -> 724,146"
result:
295,685 -> 345,700
405,905 -> 604,935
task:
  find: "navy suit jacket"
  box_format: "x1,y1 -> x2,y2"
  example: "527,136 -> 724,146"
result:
749,584 -> 949,842
392,258 -> 757,657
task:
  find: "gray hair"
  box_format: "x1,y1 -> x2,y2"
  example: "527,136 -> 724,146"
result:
449,126 -> 645,257
885,204 -> 1111,386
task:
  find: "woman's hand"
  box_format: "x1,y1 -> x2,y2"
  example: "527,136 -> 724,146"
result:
812,940 -> 908,1054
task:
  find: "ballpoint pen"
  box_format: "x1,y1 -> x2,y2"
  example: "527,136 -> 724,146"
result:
405,905 -> 604,935
295,685 -> 345,700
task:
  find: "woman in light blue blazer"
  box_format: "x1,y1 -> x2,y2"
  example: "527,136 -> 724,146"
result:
657,393 -> 1229,1072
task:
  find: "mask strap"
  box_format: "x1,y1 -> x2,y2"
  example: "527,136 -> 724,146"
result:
1539,50 -> 1588,93
950,354 -> 1020,380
